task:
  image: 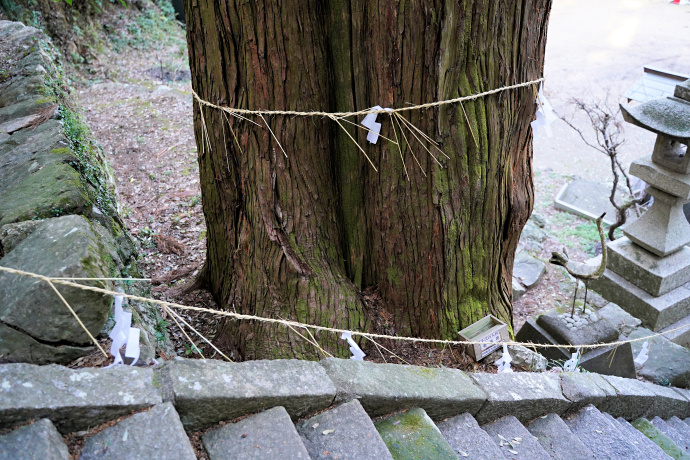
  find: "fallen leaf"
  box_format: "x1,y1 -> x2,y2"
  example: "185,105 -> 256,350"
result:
509,449 -> 519,455
459,451 -> 469,457
322,429 -> 335,435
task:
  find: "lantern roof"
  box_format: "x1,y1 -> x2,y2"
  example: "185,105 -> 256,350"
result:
621,79 -> 690,143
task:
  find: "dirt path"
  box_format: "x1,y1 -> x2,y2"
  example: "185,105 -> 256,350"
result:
77,43 -> 221,358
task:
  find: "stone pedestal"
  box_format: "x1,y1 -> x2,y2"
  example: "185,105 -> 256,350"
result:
591,80 -> 690,340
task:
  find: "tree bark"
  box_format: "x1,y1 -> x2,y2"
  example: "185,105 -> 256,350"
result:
185,0 -> 551,360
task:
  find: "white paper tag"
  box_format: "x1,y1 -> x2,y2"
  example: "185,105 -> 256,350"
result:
125,327 -> 141,366
563,348 -> 581,372
532,84 -> 556,138
340,331 -> 366,361
361,106 -> 392,144
495,343 -> 513,373
634,340 -> 649,367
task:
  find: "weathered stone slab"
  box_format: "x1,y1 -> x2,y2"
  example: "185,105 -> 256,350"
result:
559,372 -> 616,413
513,319 -> 570,362
296,400 -> 392,460
629,327 -> 690,388
486,344 -> 547,372
554,179 -> 625,225
589,268 -> 690,331
565,404 -> 646,460
651,416 -> 690,453
0,215 -> 116,346
642,380 -> 690,419
607,237 -> 690,296
609,415 -> 672,459
667,416 -> 690,441
165,358 -> 335,430
578,342 -> 636,379
203,406 -> 310,460
0,363 -> 161,432
630,418 -> 690,459
470,373 -> 569,424
598,302 -> 641,336
0,163 -> 88,228
375,408 -> 456,460
537,311 -> 618,346
660,315 -> 690,347
81,402 -> 194,460
0,220 -> 42,254
0,321 -> 92,365
0,418 -> 69,460
513,252 -> 546,289
527,413 -> 596,459
598,374 -> 656,419
437,413 -> 507,460
512,278 -> 527,301
672,388 -> 690,419
320,358 -> 486,420
482,415 -> 551,460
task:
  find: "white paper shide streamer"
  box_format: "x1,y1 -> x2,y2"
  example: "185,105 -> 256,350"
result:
360,105 -> 393,144
531,84 -> 557,138
634,340 -> 650,367
340,331 -> 366,361
107,295 -> 141,366
563,348 -> 581,372
495,343 -> 513,373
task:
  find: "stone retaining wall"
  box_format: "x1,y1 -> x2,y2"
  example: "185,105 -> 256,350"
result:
0,20 -> 172,364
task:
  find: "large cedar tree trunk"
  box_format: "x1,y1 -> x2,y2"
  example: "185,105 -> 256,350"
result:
185,0 -> 551,360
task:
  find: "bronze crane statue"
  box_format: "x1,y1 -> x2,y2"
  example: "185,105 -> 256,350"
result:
549,213 -> 607,318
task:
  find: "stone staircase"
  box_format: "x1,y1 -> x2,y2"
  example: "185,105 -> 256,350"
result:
4,358 -> 690,459
12,399 -> 690,459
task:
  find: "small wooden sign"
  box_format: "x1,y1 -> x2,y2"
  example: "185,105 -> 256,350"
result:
458,315 -> 510,361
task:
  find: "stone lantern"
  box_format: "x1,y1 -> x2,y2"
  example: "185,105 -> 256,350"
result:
590,79 -> 690,343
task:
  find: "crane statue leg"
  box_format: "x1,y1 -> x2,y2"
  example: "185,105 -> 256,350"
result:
570,281 -> 579,319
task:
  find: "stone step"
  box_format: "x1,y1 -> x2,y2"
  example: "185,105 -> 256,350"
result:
607,414 -> 673,459
686,417 -> 690,427
631,418 -> 690,459
436,412 -> 507,459
469,373 -> 569,424
80,402 -> 195,460
651,417 -> 690,454
295,400 -> 393,460
0,418 -> 69,460
0,363 -> 161,433
668,416 -> 690,439
481,415 -> 551,460
202,406 -> 310,460
564,404 -> 647,460
162,358 -> 336,430
319,358 -> 486,420
526,413 -> 596,459
374,407 -> 457,460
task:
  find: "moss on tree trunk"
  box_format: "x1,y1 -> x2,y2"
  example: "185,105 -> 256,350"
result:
185,0 -> 551,360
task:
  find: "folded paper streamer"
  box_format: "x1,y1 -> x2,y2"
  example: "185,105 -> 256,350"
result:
360,106 -> 393,144
495,343 -> 513,373
340,331 -> 366,361
563,348 -> 581,372
531,84 -> 557,138
107,295 -> 141,366
634,340 -> 650,367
